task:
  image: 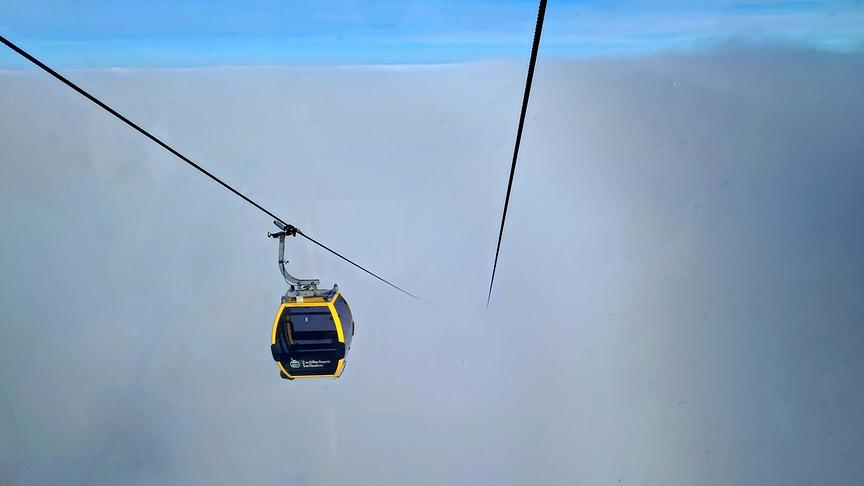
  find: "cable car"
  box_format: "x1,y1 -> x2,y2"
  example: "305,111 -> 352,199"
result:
268,222 -> 353,379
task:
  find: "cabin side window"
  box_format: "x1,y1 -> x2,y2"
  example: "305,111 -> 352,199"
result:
333,295 -> 354,348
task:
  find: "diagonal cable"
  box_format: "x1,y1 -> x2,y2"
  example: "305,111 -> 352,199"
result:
0,34 -> 418,300
486,0 -> 548,308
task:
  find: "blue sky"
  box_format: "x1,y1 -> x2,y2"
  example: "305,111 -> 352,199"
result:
1,0 -> 863,67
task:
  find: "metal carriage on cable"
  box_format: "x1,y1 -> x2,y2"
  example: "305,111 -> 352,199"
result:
268,222 -> 354,379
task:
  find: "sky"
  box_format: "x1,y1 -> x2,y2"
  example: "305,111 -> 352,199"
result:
1,0 -> 864,66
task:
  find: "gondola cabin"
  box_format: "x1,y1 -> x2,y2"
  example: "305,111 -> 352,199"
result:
270,292 -> 354,379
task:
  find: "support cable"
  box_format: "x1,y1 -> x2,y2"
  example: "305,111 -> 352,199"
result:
0,34 -> 418,301
486,0 -> 548,308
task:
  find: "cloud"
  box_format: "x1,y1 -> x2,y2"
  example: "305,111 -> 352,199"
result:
1,44 -> 863,484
